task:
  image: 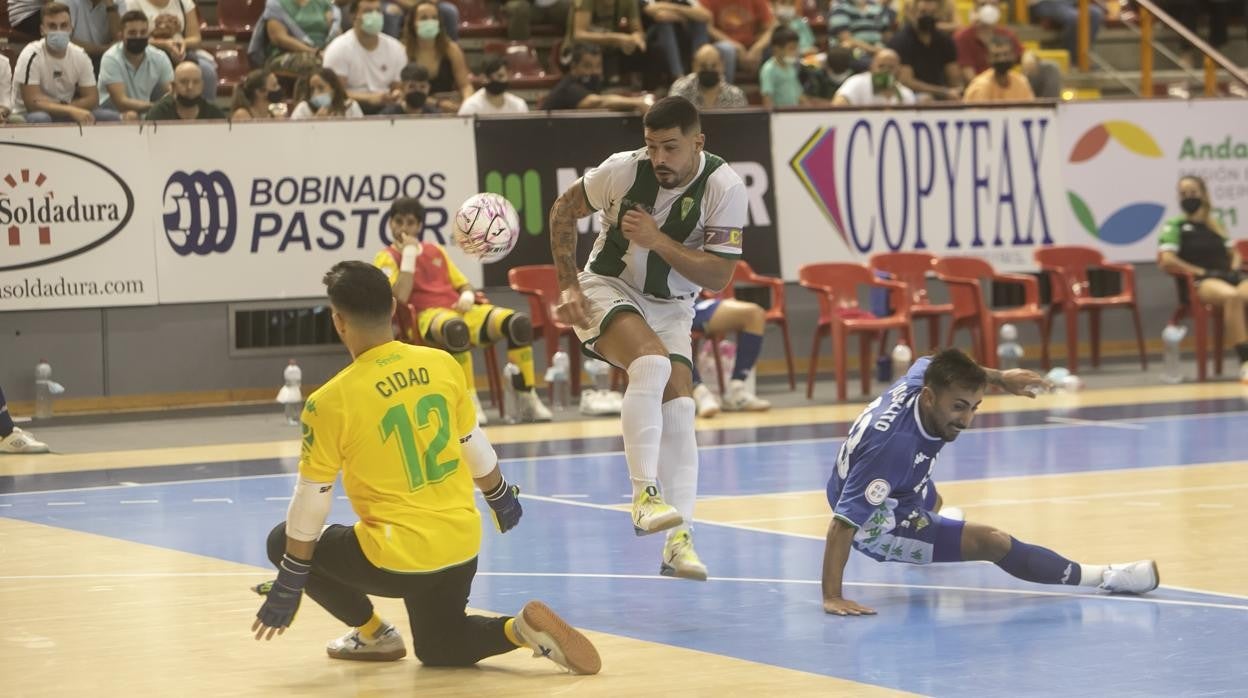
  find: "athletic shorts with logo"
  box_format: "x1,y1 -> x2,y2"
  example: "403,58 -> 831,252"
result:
573,271 -> 697,369
826,480 -> 966,564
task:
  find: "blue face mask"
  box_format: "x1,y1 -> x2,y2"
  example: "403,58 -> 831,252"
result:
310,92 -> 332,110
46,31 -> 71,52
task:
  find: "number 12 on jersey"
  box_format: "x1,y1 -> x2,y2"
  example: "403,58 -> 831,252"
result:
379,394 -> 459,491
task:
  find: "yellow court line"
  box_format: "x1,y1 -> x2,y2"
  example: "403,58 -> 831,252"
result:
2,381 -> 1244,478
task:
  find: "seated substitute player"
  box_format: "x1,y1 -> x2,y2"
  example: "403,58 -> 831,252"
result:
548,95 -> 747,581
374,197 -> 552,425
252,261 -> 601,675
689,297 -> 771,418
821,348 -> 1159,616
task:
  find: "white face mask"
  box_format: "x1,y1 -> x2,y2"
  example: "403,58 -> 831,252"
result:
976,4 -> 1000,25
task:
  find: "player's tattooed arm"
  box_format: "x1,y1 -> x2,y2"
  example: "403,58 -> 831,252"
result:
549,181 -> 594,289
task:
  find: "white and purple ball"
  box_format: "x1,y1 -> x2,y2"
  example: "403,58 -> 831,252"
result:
453,193 -> 520,264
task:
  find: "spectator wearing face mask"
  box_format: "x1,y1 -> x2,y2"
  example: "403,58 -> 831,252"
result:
962,36 -> 1032,102
231,69 -> 289,119
458,57 -> 529,115
323,0 -> 407,114
831,47 -> 914,104
801,45 -> 855,101
953,0 -> 1021,83
887,0 -> 961,100
759,26 -> 807,107
126,0 -> 219,101
669,42 -> 747,108
97,10 -> 174,120
146,60 -> 226,119
291,67 -> 364,117
401,0 -> 473,108
11,2 -> 122,123
543,42 -> 652,112
385,62 -> 441,114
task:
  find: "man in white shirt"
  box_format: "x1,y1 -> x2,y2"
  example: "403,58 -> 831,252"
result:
832,48 -> 916,106
457,57 -> 529,116
322,0 -> 407,114
1,53 -> 13,123
11,2 -> 121,123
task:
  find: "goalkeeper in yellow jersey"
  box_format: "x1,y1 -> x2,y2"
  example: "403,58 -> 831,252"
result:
251,261 -> 600,675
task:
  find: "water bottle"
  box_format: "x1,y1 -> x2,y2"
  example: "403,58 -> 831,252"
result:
997,323 -> 1023,371
891,340 -> 913,381
584,358 -> 611,392
545,351 -> 571,410
502,363 -> 521,424
277,359 -> 303,425
34,359 -> 54,419
1161,324 -> 1187,384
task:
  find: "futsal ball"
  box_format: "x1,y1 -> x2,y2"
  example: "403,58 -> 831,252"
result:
453,193 -> 520,264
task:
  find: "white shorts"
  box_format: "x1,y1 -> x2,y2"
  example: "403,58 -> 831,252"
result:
573,271 -> 696,369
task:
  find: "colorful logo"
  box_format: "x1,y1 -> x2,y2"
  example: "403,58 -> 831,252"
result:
1067,121 -> 1165,245
790,128 -> 849,247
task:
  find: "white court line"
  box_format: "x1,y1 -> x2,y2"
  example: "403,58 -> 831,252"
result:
119,500 -> 158,505
1044,416 -> 1146,430
263,496 -> 291,502
956,482 -> 1248,509
0,503 -> 11,507
191,498 -> 233,504
730,513 -> 827,525
46,501 -> 84,506
0,569 -> 1242,612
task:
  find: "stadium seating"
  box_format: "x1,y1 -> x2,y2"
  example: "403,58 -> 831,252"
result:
869,252 -> 954,354
200,0 -> 265,41
484,41 -> 559,89
507,265 -> 583,398
933,256 -> 1051,371
711,261 -> 796,390
448,0 -> 506,39
212,47 -> 252,95
1164,269 -> 1225,382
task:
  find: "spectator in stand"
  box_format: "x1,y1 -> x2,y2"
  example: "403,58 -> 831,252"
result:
98,10 -> 173,119
1021,49 -> 1061,98
322,0 -> 407,114
831,46 -> 914,104
127,0 -> 218,101
759,25 -> 807,107
67,0 -> 122,68
11,3 -> 121,123
7,0 -> 46,38
1,45 -> 14,123
962,36 -> 1033,102
1027,0 -> 1103,65
802,45 -> 855,101
896,0 -> 956,32
146,59 -> 225,119
566,0 -> 646,86
543,42 -> 652,112
954,0 -> 1021,83
828,0 -> 890,65
291,66 -> 363,117
772,0 -> 814,55
458,56 -> 530,115
702,0 -> 774,83
386,62 -> 442,114
248,0 -> 342,76
400,0 -> 473,108
888,0 -> 961,100
503,0 -> 571,42
641,0 -> 713,83
669,42 -> 747,109
230,68 -> 287,119
382,0 -> 460,41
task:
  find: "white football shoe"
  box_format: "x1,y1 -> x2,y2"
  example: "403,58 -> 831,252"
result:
721,379 -> 771,412
0,427 -> 50,454
692,383 -> 721,418
326,624 -> 407,662
1098,560 -> 1160,594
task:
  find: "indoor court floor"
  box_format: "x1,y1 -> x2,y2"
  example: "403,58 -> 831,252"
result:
2,381 -> 1246,697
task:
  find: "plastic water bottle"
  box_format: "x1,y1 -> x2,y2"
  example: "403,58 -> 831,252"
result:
276,359 -> 303,425
34,359 -> 64,420
891,340 -> 913,381
1161,324 -> 1187,384
584,358 -> 611,392
545,351 -> 571,410
997,323 -> 1023,370
502,363 -> 520,424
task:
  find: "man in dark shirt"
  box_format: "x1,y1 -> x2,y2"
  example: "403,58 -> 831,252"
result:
146,61 -> 225,120
887,0 -> 962,100
543,42 -> 651,112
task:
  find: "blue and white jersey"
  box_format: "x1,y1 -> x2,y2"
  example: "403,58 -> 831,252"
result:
826,357 -> 945,531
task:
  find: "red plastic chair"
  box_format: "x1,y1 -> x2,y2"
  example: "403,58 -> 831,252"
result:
448,0 -> 505,38
933,257 -> 1051,370
508,264 -> 584,398
1235,239 -> 1248,270
869,252 -> 954,353
799,263 -> 912,401
200,0 -> 265,41
212,47 -> 251,96
1034,246 -> 1147,373
1164,269 -> 1225,382
483,41 -> 559,89
710,261 -> 796,390
392,298 -> 505,420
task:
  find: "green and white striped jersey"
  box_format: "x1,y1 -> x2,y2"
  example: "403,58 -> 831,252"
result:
582,148 -> 747,300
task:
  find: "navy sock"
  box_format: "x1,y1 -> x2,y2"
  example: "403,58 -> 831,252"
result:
0,386 -> 12,438
995,537 -> 1082,585
731,332 -> 764,381
690,359 -> 703,386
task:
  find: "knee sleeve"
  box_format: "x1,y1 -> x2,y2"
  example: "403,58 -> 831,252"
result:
432,316 -> 472,353
504,313 -> 532,346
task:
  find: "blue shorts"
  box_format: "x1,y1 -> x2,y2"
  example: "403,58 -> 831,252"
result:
692,299 -> 720,332
841,483 -> 965,565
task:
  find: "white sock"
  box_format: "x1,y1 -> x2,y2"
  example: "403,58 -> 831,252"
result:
622,355 -> 671,494
657,397 -> 698,533
1079,564 -> 1108,587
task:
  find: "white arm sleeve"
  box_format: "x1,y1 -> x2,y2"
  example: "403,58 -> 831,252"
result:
286,477 -> 335,542
460,426 -> 499,478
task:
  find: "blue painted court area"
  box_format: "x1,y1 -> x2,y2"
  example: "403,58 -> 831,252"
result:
3,409 -> 1247,696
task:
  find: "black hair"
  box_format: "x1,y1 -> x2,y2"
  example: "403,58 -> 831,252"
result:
771,26 -> 799,49
400,62 -> 431,83
482,56 -> 507,77
642,95 -> 700,134
825,46 -> 853,73
569,42 -> 602,67
388,197 -> 425,220
120,9 -> 149,25
323,261 -> 394,324
923,349 -> 988,393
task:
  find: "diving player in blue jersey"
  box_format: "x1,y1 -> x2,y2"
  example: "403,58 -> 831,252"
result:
821,348 -> 1159,616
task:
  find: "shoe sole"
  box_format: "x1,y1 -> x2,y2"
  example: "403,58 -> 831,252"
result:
697,405 -> 721,418
659,562 -> 708,582
326,646 -> 407,662
1146,560 -> 1160,593
520,601 -> 601,675
632,510 -> 684,537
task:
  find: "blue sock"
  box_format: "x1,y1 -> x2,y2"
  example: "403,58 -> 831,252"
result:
731,332 -> 764,381
995,537 -> 1082,585
690,359 -> 703,386
0,386 -> 12,438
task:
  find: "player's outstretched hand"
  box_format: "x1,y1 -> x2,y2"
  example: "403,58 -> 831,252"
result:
998,368 -> 1052,398
621,206 -> 662,249
251,553 -> 311,640
556,286 -> 591,329
823,596 -> 877,616
486,482 -> 524,533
